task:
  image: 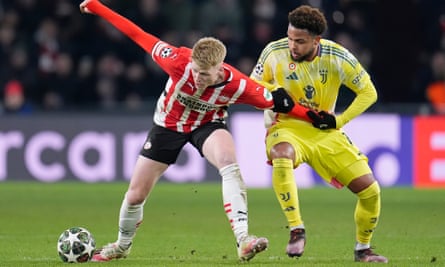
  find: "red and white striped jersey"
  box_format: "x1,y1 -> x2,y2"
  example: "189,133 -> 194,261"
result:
87,0 -> 276,133
151,42 -> 275,132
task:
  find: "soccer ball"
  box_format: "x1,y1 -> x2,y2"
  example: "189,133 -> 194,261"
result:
57,227 -> 96,263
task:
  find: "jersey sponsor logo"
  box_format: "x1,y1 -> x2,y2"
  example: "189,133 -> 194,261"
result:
176,92 -> 219,113
319,69 -> 328,84
286,72 -> 299,80
298,97 -> 319,109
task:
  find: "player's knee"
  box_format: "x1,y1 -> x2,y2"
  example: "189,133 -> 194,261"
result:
126,190 -> 146,205
215,155 -> 237,169
219,163 -> 240,177
270,142 -> 295,160
357,181 -> 380,200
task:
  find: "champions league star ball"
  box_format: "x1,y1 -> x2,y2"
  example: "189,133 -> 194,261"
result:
57,227 -> 96,263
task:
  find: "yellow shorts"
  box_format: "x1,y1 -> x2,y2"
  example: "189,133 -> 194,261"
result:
265,121 -> 371,186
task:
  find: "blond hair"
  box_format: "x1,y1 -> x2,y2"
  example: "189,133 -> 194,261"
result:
191,37 -> 227,69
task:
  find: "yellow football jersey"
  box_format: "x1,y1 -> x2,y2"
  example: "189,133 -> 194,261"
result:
250,38 -> 377,128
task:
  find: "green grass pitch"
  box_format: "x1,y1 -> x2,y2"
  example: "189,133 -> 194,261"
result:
0,182 -> 444,266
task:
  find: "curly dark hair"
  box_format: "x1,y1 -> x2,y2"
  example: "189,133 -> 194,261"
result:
288,5 -> 327,35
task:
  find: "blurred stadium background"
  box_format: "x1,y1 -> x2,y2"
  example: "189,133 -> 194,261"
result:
0,0 -> 444,188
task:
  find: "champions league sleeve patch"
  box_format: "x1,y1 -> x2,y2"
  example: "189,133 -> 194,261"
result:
160,47 -> 173,58
254,62 -> 264,76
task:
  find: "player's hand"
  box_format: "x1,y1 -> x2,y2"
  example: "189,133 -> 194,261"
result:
307,110 -> 337,130
271,87 -> 295,113
79,0 -> 95,14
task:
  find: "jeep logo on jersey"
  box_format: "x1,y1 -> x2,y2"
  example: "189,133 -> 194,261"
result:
304,85 -> 315,99
160,47 -> 173,58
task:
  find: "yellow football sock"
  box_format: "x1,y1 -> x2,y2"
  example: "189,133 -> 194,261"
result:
272,158 -> 303,228
354,181 -> 381,245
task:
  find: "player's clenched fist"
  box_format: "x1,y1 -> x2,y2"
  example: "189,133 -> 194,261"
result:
307,110 -> 337,130
79,0 -> 95,14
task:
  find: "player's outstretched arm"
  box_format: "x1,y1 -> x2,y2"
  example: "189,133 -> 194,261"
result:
271,88 -> 315,123
79,0 -> 159,54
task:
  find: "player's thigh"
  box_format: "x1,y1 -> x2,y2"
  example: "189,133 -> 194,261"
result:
127,156 -> 169,203
191,122 -> 233,168
140,125 -> 188,164
265,127 -> 306,165
311,130 -> 371,185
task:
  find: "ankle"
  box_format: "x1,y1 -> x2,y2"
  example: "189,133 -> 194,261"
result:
355,242 -> 370,251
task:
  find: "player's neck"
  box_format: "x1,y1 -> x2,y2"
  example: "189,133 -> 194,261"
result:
206,69 -> 229,89
214,69 -> 227,84
306,44 -> 319,62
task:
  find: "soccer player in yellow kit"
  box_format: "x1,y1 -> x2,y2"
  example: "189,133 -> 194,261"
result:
250,5 -> 388,263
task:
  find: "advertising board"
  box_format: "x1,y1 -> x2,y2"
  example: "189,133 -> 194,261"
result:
1,113 -> 444,188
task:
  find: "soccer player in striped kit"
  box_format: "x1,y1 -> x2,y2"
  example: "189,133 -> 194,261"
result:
250,5 -> 388,263
79,0 -> 315,262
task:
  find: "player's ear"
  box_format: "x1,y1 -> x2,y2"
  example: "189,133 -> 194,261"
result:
313,35 -> 322,45
217,62 -> 224,72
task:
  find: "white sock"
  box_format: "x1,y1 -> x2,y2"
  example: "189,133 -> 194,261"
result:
117,195 -> 144,249
355,242 -> 370,251
290,224 -> 305,231
220,163 -> 248,243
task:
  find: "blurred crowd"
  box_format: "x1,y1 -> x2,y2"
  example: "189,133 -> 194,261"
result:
0,0 -> 444,114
